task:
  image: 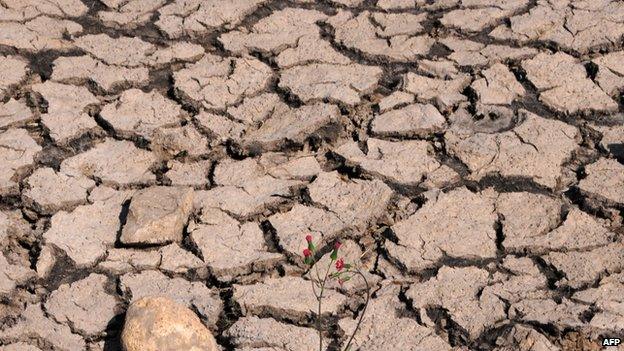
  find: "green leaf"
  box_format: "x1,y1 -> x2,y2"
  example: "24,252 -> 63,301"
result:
330,249 -> 338,260
308,241 -> 316,251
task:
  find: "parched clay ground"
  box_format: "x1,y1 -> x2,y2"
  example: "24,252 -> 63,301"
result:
1,0 -> 624,350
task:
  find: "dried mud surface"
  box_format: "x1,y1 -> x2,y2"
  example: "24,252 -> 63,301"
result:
1,0 -> 623,350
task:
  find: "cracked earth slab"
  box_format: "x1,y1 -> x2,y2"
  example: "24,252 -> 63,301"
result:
0,0 -> 622,350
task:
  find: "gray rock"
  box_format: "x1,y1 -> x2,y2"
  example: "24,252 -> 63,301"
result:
120,186 -> 194,245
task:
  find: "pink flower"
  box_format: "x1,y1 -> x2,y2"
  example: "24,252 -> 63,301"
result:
334,241 -> 342,250
303,248 -> 312,258
306,235 -> 313,243
335,258 -> 345,271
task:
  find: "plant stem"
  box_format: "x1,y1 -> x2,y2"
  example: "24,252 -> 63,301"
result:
343,268 -> 370,351
317,257 -> 334,351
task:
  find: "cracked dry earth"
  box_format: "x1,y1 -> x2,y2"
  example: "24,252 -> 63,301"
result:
1,0 -> 624,350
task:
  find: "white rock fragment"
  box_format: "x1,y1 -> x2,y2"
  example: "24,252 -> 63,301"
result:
120,186 -> 194,245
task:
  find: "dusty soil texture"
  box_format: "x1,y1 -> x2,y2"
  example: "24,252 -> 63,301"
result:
1,0 -> 623,350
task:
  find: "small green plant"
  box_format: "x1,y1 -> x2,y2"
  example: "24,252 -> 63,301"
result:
303,235 -> 370,351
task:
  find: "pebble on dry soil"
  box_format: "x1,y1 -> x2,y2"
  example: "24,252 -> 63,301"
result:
120,186 -> 194,245
121,296 -> 218,351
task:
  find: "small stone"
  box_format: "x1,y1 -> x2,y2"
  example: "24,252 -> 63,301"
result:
23,167 -> 95,215
121,296 -> 218,351
45,274 -> 118,336
371,103 -> 446,137
120,186 -> 194,245
578,158 -> 624,205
